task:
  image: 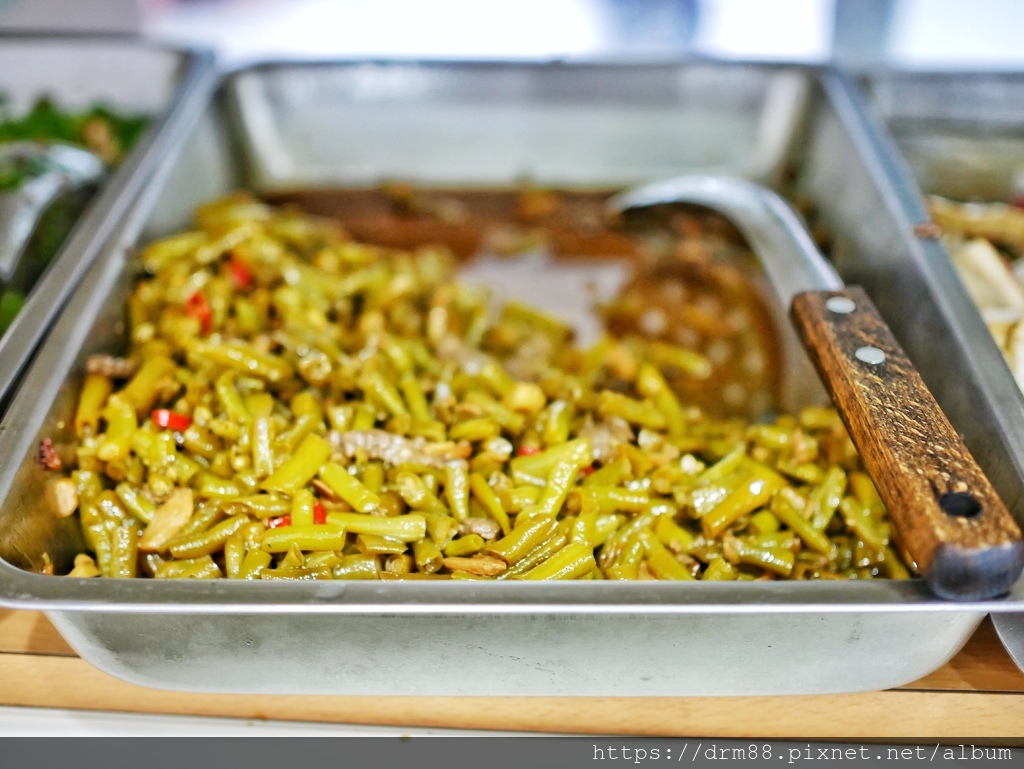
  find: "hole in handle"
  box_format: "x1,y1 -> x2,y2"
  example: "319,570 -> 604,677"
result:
938,491 -> 982,519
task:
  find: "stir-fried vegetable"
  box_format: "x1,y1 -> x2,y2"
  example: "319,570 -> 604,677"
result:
0,96 -> 149,337
50,192 -> 911,582
0,95 -> 148,178
929,195 -> 1024,388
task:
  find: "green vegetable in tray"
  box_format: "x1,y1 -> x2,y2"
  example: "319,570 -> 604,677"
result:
0,96 -> 149,337
43,192 -> 914,583
0,288 -> 23,331
0,152 -> 50,191
0,95 -> 147,173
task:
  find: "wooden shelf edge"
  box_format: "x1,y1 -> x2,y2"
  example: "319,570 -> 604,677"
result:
2,653 -> 1024,737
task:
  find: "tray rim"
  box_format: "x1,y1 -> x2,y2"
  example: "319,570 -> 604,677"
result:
0,558 -> 1013,614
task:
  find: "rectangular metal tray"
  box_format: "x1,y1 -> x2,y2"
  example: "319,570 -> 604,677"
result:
0,34 -> 216,411
0,60 -> 1014,697
854,71 -> 1024,527
855,69 -> 1024,672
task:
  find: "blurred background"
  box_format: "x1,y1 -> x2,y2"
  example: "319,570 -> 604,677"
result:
0,0 -> 1021,68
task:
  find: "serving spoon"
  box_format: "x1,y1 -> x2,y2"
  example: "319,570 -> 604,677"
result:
0,141 -> 105,291
608,174 -> 1024,600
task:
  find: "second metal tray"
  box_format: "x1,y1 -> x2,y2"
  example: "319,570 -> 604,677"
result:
858,68 -> 1024,673
0,35 -> 216,411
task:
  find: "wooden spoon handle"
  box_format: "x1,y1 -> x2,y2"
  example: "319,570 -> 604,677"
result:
790,286 -> 1024,600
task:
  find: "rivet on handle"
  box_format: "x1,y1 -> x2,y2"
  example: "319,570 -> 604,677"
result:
855,346 -> 886,365
825,296 -> 856,314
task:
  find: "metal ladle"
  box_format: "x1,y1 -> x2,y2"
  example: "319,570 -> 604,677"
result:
0,141 -> 105,291
608,174 -> 1024,601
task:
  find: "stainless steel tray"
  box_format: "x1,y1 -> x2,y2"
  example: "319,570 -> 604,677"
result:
853,71 -> 1024,517
0,35 -> 216,410
856,69 -> 1024,674
0,60 -> 1013,697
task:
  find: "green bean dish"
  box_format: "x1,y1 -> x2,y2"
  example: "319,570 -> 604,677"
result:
45,192 -> 912,582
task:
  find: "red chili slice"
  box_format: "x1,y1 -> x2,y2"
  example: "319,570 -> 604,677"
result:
516,445 -> 542,456
151,409 -> 192,431
184,291 -> 213,334
267,515 -> 292,529
229,254 -> 253,290
579,464 -> 595,476
313,500 -> 327,525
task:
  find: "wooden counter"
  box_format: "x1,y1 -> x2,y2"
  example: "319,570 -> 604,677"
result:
1,609 -> 1023,737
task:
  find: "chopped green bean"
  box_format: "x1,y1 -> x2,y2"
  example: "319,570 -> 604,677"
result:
261,524 -> 348,552
318,461 -> 381,513
517,542 -> 596,580
325,512 -> 426,541
261,433 -> 332,493
56,193 -> 910,584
